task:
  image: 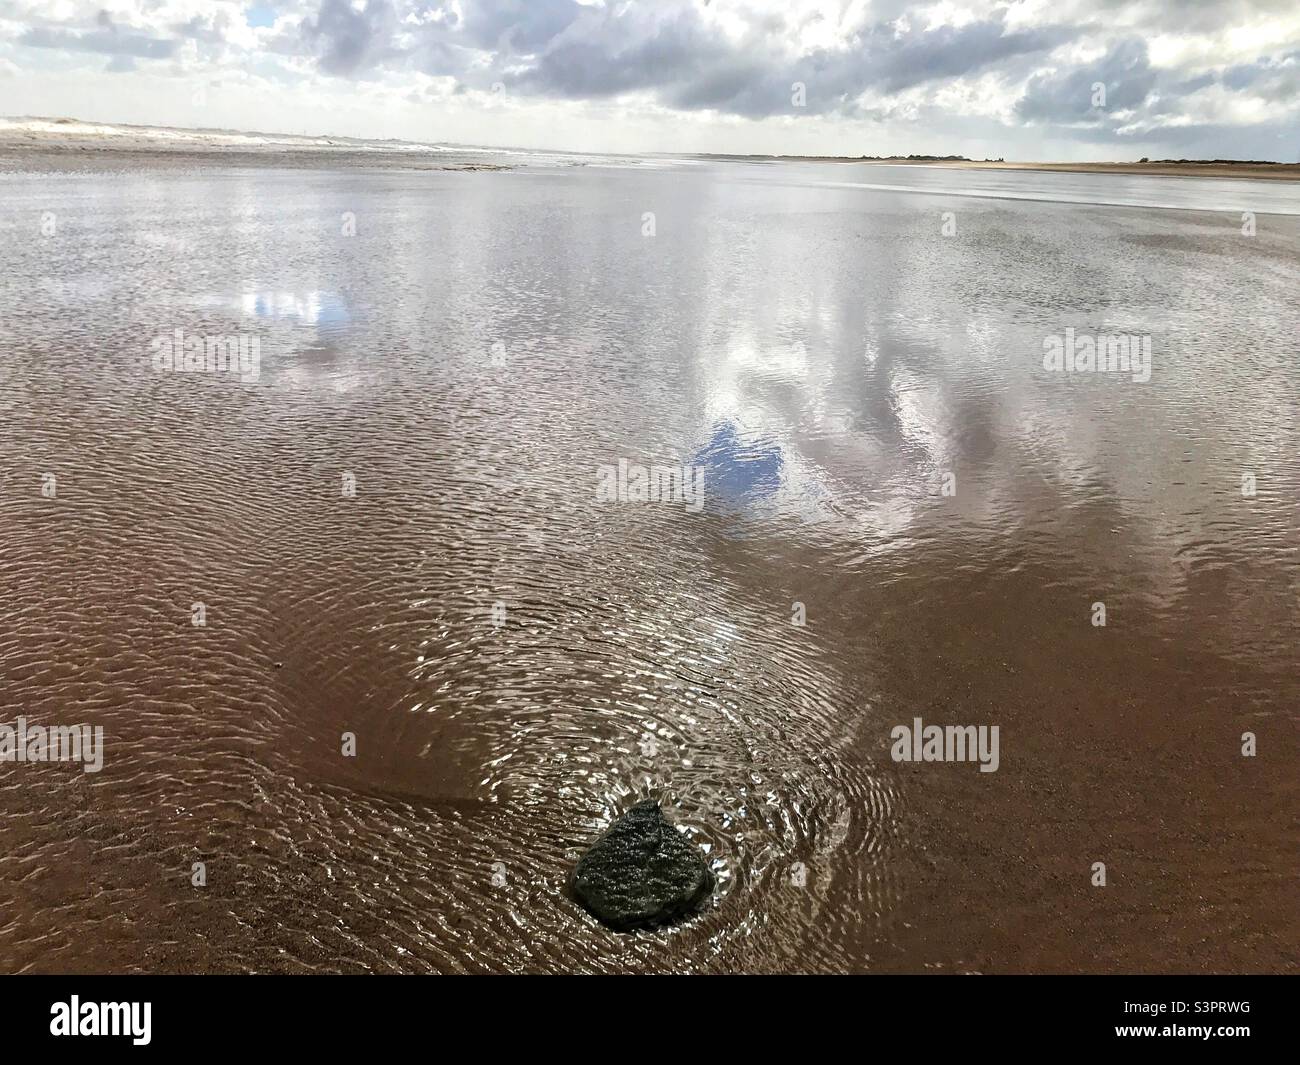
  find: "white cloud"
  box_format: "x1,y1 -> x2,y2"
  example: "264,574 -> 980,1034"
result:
0,0 -> 1296,159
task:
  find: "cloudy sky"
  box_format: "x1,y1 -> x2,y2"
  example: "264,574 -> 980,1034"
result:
1,0 -> 1297,159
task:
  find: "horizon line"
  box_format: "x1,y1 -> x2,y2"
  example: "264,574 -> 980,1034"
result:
2,114 -> 1295,167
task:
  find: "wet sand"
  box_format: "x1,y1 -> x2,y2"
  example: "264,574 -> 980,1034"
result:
0,144 -> 512,174
0,146 -> 1296,974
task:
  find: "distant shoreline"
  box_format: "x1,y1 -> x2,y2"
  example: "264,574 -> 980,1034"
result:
0,117 -> 520,172
2,117 -> 1296,181
863,158 -> 1300,182
708,155 -> 1300,181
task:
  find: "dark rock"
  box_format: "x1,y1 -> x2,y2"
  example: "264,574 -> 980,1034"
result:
571,800 -> 714,931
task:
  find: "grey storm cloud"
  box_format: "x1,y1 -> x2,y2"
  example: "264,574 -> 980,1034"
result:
511,13 -> 1069,118
865,19 -> 1073,95
276,0 -> 1300,152
504,7 -> 738,102
301,0 -> 402,76
19,26 -> 180,61
312,1 -> 1074,119
1014,39 -> 1298,141
1221,52 -> 1300,100
172,13 -> 238,46
1016,40 -> 1157,122
459,0 -> 584,54
275,0 -> 1300,142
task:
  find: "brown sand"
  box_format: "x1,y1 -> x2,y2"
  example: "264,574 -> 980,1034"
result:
0,144 -> 1294,976
916,160 -> 1300,182
704,153 -> 1300,181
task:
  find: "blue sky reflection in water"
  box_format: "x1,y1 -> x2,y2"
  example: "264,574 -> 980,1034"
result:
693,421 -> 785,512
